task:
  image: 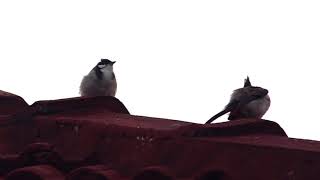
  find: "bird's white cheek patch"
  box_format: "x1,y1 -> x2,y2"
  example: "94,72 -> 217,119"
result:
100,66 -> 113,72
98,64 -> 106,68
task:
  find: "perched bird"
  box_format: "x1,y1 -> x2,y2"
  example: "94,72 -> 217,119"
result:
205,77 -> 270,124
80,59 -> 117,97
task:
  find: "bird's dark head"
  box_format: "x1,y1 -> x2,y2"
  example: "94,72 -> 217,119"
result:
93,59 -> 116,76
249,86 -> 269,98
96,59 -> 116,70
243,76 -> 269,96
92,59 -> 116,79
99,59 -> 116,66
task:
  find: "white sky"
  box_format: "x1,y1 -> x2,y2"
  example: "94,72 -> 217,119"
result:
0,1 -> 320,140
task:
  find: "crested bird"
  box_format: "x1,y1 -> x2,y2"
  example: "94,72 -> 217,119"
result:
205,77 -> 270,124
80,59 -> 117,97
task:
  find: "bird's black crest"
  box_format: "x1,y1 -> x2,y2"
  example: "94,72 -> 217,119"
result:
244,76 -> 252,87
100,59 -> 116,65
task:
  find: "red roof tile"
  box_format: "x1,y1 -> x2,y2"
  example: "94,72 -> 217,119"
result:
67,165 -> 124,180
0,90 -> 319,179
6,165 -> 64,180
0,90 -> 28,116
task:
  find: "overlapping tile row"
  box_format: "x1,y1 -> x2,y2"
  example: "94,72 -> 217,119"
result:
0,90 -> 28,116
0,90 -> 320,179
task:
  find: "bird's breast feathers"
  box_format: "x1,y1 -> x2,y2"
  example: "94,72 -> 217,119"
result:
246,94 -> 271,117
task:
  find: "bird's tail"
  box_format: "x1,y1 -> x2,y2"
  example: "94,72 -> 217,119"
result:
205,109 -> 230,124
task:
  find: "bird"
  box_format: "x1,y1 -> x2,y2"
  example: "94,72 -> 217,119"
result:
80,59 -> 117,97
205,76 -> 270,124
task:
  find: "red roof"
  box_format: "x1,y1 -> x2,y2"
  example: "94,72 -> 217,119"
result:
0,90 -> 319,180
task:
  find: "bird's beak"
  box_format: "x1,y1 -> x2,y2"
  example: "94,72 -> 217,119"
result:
112,61 -> 116,65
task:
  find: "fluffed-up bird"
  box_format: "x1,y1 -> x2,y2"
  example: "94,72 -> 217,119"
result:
80,59 -> 117,97
205,77 -> 270,124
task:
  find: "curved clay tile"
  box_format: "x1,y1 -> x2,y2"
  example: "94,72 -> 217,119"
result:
31,96 -> 130,116
66,165 -> 122,180
18,143 -> 63,170
5,165 -> 64,180
132,166 -> 173,180
194,169 -> 230,180
0,90 -> 28,116
179,119 -> 287,137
